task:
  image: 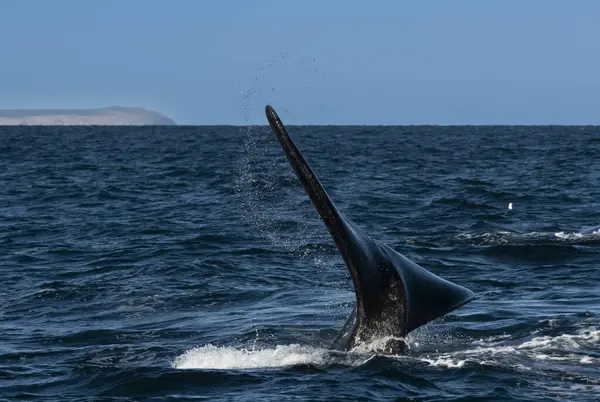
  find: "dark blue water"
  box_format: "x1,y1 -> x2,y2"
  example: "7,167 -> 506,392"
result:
2,124 -> 600,401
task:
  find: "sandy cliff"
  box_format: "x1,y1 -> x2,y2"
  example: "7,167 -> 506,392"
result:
0,106 -> 176,125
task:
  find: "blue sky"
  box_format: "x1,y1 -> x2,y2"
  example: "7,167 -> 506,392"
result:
1,0 -> 599,125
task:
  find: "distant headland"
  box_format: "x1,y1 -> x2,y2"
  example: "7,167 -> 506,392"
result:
0,106 -> 176,125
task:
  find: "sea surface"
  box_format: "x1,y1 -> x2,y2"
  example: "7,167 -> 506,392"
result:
2,124 -> 600,401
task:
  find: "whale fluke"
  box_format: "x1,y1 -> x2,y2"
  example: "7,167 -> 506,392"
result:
265,105 -> 474,354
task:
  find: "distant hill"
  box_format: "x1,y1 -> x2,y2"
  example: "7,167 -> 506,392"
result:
0,106 -> 176,125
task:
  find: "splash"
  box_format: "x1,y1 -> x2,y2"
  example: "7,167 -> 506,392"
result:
173,334 -> 415,371
233,74 -> 331,263
232,123 -> 325,257
348,336 -> 407,354
172,344 -> 325,370
172,344 -> 372,370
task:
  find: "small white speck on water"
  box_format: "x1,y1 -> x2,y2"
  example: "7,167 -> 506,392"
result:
508,202 -> 513,210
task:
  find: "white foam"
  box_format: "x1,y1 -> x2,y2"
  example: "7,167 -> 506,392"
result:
172,343 -> 377,370
457,228 -> 600,245
463,346 -> 518,355
424,328 -> 600,370
172,344 -> 327,370
533,353 -> 570,361
517,329 -> 600,350
348,336 -> 406,354
420,357 -> 466,368
465,329 -> 600,356
554,231 -> 583,240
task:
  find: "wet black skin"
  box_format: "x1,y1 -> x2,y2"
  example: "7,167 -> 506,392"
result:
265,105 -> 474,354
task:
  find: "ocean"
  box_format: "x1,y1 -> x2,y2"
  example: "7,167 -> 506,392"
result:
1,124 -> 600,401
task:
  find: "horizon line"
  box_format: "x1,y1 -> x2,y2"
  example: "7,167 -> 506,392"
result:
176,122 -> 600,127
2,123 -> 599,127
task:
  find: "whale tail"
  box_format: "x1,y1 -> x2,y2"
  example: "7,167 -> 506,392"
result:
265,104 -> 474,349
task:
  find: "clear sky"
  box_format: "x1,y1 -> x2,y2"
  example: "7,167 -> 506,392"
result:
1,0 -> 599,125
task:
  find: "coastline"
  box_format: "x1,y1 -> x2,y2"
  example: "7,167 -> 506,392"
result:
0,106 -> 176,126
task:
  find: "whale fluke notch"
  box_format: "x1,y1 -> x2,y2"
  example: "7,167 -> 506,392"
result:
265,104 -> 474,354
